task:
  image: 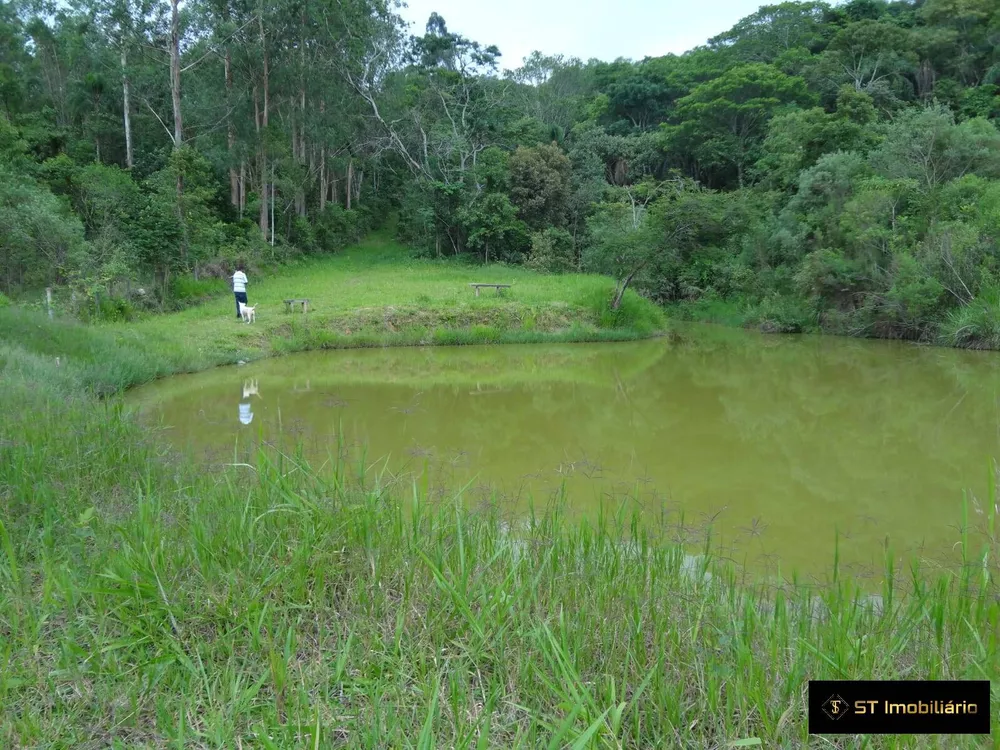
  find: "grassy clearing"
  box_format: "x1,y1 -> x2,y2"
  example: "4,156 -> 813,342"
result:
67,233 -> 664,378
2,327 -> 1000,748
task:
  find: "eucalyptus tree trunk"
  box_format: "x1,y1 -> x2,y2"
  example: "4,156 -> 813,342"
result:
296,34 -> 307,219
257,11 -> 270,240
121,49 -> 133,169
225,45 -> 238,206
169,0 -> 187,266
319,149 -> 326,211
319,101 -> 326,211
346,158 -> 353,210
169,0 -> 182,151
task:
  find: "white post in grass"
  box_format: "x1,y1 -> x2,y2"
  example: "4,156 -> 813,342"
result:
46,287 -> 53,319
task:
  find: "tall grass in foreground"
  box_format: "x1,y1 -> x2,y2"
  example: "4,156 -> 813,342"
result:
2,307 -> 999,747
2,370 -> 1000,748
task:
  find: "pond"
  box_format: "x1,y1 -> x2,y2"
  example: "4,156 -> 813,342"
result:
127,323 -> 1000,583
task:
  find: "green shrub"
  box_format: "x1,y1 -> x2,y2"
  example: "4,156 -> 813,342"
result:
90,296 -> 135,323
525,227 -> 575,274
793,249 -> 867,310
669,297 -> 749,327
0,291 -> 10,308
169,275 -> 227,305
705,259 -> 759,299
432,328 -> 464,346
745,293 -> 814,333
290,216 -> 319,254
577,284 -> 665,334
858,254 -> 948,340
216,220 -> 273,267
938,287 -> 1000,349
315,205 -> 373,252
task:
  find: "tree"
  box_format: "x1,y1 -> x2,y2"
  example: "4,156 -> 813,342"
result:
959,84 -> 1000,120
870,105 -> 1000,191
839,175 -> 920,271
663,63 -> 815,188
918,0 -> 997,86
753,86 -> 881,189
507,52 -> 597,133
0,162 -> 90,290
93,0 -> 158,169
709,2 -> 833,63
459,190 -> 527,264
820,20 -> 916,101
582,178 -> 669,309
0,6 -> 29,118
507,143 -> 571,230
776,151 -> 872,260
526,226 -> 574,273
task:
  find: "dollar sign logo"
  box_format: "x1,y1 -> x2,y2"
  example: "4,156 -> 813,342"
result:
822,693 -> 850,721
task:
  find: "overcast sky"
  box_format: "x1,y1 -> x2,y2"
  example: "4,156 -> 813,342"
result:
396,0 -> 772,71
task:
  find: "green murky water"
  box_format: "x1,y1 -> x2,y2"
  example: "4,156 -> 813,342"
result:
128,324 -> 1000,581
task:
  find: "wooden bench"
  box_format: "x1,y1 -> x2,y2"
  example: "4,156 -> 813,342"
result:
283,298 -> 310,313
469,283 -> 512,297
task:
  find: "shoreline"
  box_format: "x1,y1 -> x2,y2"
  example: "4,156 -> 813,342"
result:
111,315 -> 667,398
665,297 -> 1000,353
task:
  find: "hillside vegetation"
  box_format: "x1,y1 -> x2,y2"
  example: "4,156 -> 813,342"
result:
2,0 -> 1000,348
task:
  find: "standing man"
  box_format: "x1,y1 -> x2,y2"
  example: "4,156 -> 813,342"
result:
232,261 -> 248,320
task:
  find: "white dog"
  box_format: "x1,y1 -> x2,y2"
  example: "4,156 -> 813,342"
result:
239,301 -> 257,323
242,378 -> 259,399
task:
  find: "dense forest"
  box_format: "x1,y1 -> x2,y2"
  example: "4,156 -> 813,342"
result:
2,0 -> 1000,346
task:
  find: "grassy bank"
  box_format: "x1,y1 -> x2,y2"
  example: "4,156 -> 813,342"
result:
2,297 -> 1000,746
667,293 -> 1000,353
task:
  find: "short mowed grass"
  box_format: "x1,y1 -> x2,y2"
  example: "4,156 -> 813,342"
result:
103,233 -> 665,373
1,238 -> 1000,747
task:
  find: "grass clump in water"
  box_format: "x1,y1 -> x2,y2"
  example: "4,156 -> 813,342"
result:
937,286 -> 1000,350
577,284 -> 666,336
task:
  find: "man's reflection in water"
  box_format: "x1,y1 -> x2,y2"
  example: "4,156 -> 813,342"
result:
239,378 -> 259,425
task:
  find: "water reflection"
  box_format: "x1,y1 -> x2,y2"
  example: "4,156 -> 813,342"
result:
127,328 -> 1000,579
239,378 -> 259,425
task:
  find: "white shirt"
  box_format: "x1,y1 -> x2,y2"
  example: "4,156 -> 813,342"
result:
232,271 -> 248,293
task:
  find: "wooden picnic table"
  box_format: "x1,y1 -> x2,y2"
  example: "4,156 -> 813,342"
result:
469,283 -> 512,297
283,298 -> 310,313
